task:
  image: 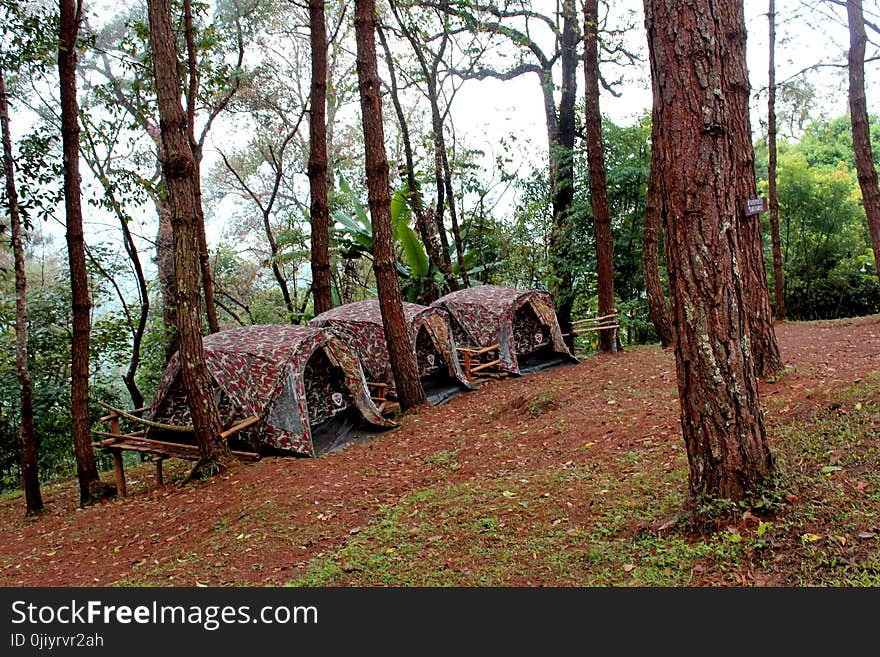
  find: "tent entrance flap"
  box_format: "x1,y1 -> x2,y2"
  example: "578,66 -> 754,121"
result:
302,347 -> 352,428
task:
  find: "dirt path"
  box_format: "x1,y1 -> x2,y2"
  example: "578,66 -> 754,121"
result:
1,315 -> 877,586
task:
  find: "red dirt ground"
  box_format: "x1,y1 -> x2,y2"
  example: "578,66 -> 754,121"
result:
1,315 -> 878,586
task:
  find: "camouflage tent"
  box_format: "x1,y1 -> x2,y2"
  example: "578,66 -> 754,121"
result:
309,300 -> 477,397
147,324 -> 396,457
430,285 -> 577,375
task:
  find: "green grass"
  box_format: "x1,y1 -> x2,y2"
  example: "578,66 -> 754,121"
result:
285,375 -> 880,587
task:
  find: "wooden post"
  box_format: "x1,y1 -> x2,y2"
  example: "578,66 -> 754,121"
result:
111,448 -> 126,498
108,413 -> 126,497
153,457 -> 164,486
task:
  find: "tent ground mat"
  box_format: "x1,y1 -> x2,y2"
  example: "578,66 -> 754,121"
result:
309,410 -> 395,456
516,349 -> 579,375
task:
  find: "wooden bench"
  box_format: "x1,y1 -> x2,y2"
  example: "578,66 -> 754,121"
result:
366,381 -> 401,416
93,401 -> 259,497
456,343 -> 504,382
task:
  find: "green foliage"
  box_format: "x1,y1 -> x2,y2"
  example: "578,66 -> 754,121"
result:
332,176 -> 437,303
758,115 -> 880,320
0,269 -> 130,491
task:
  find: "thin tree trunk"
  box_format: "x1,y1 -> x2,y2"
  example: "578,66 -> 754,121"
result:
767,0 -> 785,320
583,0 -> 617,353
59,0 -> 105,505
183,0 -> 219,334
354,0 -> 426,410
847,0 -> 880,280
644,0 -> 775,504
377,23 -> 448,299
642,150 -> 674,348
548,0 -> 579,344
79,121 -> 149,409
723,0 -> 783,379
1,67 -> 43,515
384,8 -> 458,292
308,0 -> 333,316
148,0 -> 231,473
440,129 -> 469,286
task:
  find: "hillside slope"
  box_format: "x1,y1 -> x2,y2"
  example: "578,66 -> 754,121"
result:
1,316 -> 878,587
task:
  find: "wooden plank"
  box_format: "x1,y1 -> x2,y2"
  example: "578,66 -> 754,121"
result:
471,359 -> 501,373
456,343 -> 500,356
96,400 -> 195,433
219,415 -> 260,439
94,430 -> 147,443
98,435 -> 258,460
99,442 -> 198,461
572,324 -> 620,335
571,313 -> 618,326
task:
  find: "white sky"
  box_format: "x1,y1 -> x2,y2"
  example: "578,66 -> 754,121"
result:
23,0 -> 880,266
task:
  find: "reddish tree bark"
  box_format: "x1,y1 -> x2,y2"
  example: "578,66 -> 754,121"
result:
1,67 -> 43,515
583,0 -> 617,353
847,0 -> 880,280
642,139 -> 674,348
354,0 -> 426,410
59,0 -> 106,505
148,0 -> 232,472
308,0 -> 333,316
767,0 -> 785,320
644,0 -> 775,503
722,0 -> 783,379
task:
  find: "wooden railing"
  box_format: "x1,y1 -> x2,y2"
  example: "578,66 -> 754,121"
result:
93,400 -> 259,497
456,343 -> 503,381
568,313 -> 620,353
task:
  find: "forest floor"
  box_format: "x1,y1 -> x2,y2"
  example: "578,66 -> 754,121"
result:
1,315 -> 878,587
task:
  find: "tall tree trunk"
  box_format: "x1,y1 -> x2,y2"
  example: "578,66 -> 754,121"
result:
583,0 -> 617,353
847,0 -> 880,280
547,0 -> 579,343
308,0 -> 333,316
354,0 -> 426,410
154,201 -> 178,361
642,122 -> 674,348
148,0 -> 231,472
767,0 -> 785,320
722,0 -> 782,379
377,22 -> 448,299
59,0 -> 105,505
644,0 -> 775,503
1,68 -> 43,515
183,0 -> 219,334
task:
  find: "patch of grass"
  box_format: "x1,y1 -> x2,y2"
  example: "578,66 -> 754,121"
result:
425,449 -> 460,472
766,366 -> 796,384
525,392 -> 558,417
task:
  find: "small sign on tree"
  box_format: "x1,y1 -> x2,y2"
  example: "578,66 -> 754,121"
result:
745,197 -> 768,216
